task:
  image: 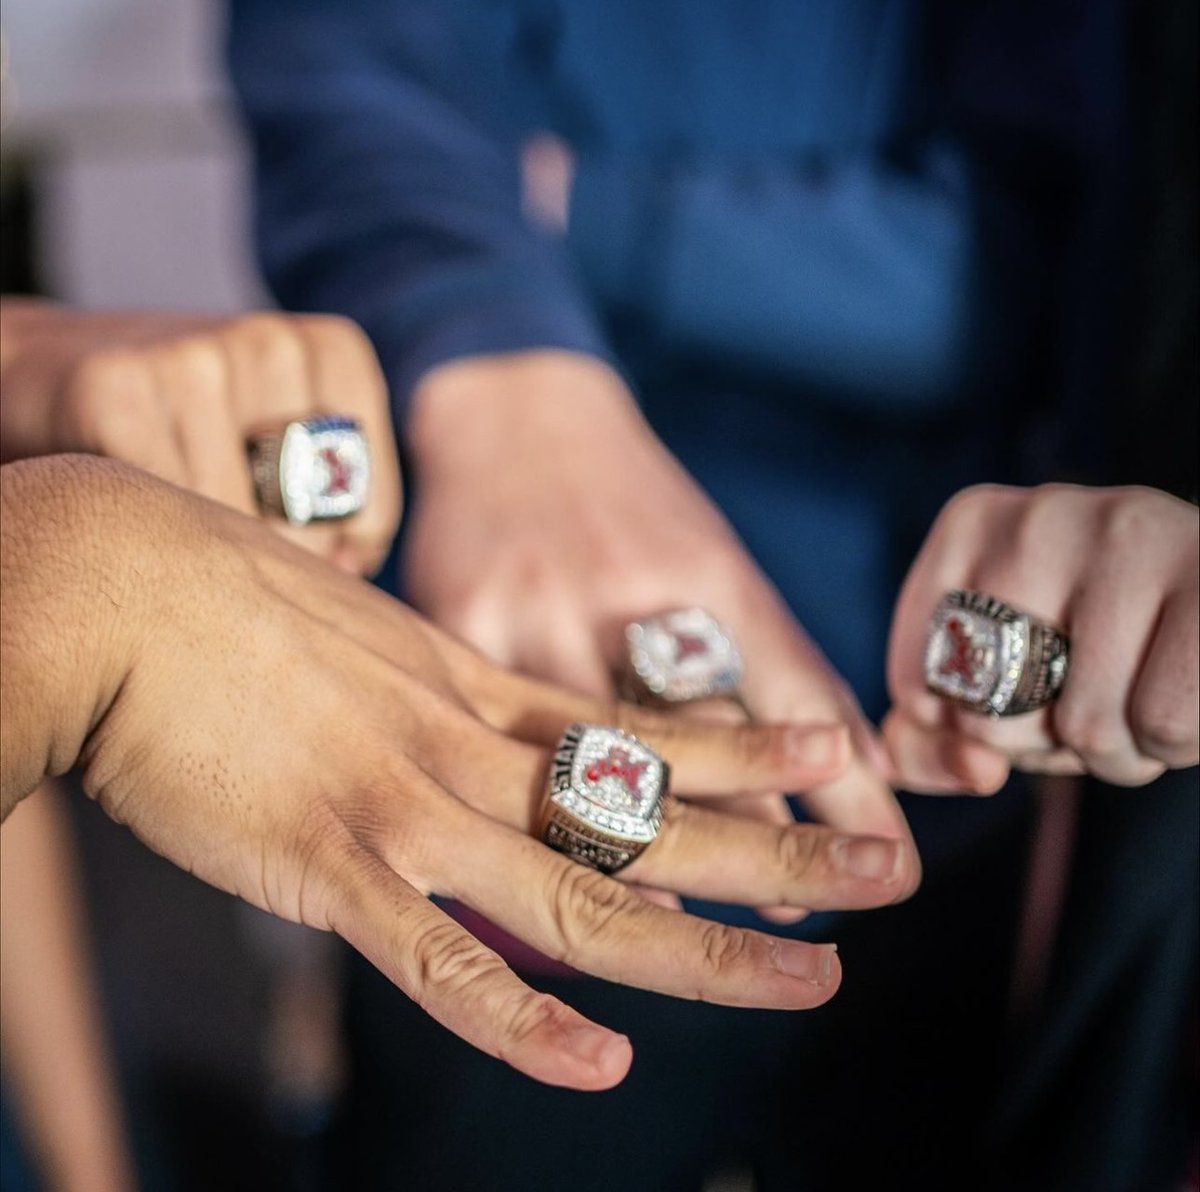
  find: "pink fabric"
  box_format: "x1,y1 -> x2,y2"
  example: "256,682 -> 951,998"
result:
442,900 -> 579,978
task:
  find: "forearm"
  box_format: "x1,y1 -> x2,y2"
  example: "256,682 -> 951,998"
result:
229,0 -> 609,410
0,782 -> 137,1192
0,456 -> 142,820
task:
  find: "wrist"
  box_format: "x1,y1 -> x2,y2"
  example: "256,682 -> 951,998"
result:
0,456 -> 154,817
407,349 -> 646,476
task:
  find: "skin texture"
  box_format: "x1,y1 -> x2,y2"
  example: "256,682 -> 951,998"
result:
885,483 -> 1200,793
403,350 -> 917,870
1,455 -> 919,1091
0,299 -> 402,575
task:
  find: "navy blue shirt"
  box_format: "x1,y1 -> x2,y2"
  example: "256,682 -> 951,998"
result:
230,0 -> 1126,876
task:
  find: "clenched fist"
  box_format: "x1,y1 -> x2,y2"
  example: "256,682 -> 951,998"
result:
0,300 -> 401,574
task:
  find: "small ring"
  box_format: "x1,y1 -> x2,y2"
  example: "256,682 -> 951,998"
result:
620,607 -> 745,708
248,415 -> 370,525
539,723 -> 670,873
924,590 -> 1069,716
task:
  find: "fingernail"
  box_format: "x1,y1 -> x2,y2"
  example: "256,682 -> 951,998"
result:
834,837 -> 902,882
773,940 -> 837,984
561,1023 -> 629,1069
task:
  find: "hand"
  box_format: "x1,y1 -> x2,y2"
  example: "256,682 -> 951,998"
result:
886,483 -> 1199,791
2,455 -> 919,1091
0,299 -> 401,574
403,350 -> 917,866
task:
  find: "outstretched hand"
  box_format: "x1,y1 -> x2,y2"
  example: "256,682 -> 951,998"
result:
2,455 -> 919,1091
0,300 -> 401,574
404,351 -> 917,868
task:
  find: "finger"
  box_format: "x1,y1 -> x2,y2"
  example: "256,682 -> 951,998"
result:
1128,587 -> 1200,769
399,709 -> 851,855
427,626 -> 856,797
623,800 -> 919,910
627,885 -> 683,911
152,338 -> 258,515
887,485 -> 1043,721
881,707 -> 1010,795
330,845 -> 631,1090
727,585 -> 913,841
62,350 -> 189,487
1008,747 -> 1088,777
615,714 -> 851,797
220,312 -> 340,559
421,809 -> 842,1010
405,720 -> 914,912
891,485 -> 1094,760
299,315 -> 403,576
664,695 -> 796,827
1048,567 -> 1166,786
704,792 -> 795,827
512,607 -> 614,699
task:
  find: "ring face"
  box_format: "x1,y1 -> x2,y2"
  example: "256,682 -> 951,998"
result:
925,590 -> 1068,716
541,724 -> 669,873
250,416 -> 370,524
624,608 -> 743,704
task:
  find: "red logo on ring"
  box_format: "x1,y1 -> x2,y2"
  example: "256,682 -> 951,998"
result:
939,617 -> 985,683
586,747 -> 649,797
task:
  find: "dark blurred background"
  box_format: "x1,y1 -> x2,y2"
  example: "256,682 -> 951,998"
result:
0,2 -> 1195,1190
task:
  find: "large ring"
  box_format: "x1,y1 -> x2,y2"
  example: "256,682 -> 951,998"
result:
248,415 -> 370,525
540,723 -> 670,873
925,590 -> 1069,716
621,607 -> 745,709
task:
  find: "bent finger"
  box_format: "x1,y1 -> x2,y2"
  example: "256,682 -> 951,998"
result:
1128,589 -> 1200,769
155,339 -> 257,515
881,708 -> 1010,796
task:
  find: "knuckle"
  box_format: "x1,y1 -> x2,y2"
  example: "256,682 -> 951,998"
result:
937,483 -> 1014,534
1097,487 -> 1166,551
547,865 -> 634,966
285,801 -> 361,916
298,312 -> 376,359
1129,692 -> 1199,764
412,919 -> 503,1001
698,921 -> 753,979
65,352 -> 153,442
230,310 -> 297,347
1012,483 -> 1078,554
1052,700 -> 1126,759
160,337 -> 228,399
773,826 -> 822,879
228,312 -> 308,379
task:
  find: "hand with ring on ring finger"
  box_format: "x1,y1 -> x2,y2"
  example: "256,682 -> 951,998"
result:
403,350 -> 918,886
884,483 -> 1199,791
0,299 -> 401,575
4,456 -> 921,1092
